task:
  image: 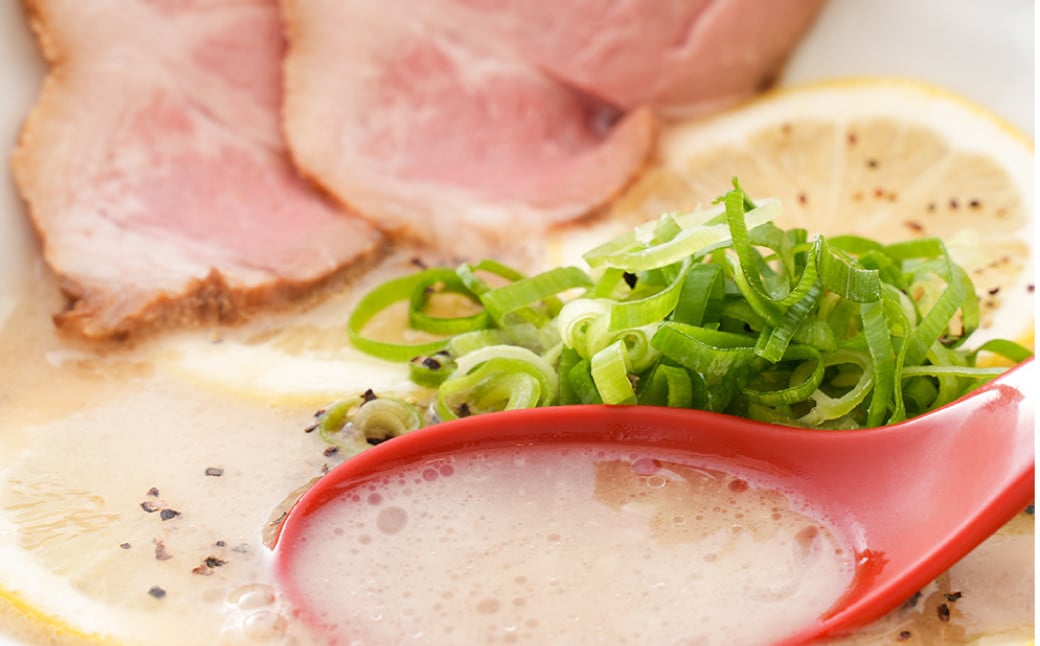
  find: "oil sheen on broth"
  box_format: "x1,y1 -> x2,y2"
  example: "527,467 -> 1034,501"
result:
284,445 -> 857,644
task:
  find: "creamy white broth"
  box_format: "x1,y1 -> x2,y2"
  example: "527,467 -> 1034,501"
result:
0,258 -> 1035,646
0,251 -> 462,645
0,277 -> 319,644
282,445 -> 856,645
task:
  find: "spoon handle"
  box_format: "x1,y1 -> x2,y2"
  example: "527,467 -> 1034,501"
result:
805,358 -> 1035,641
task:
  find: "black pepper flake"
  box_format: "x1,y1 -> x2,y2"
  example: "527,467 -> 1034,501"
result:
904,220 -> 924,233
866,158 -> 879,169
927,202 -> 937,212
457,402 -> 472,418
147,586 -> 166,599
944,591 -> 962,602
410,257 -> 428,269
987,287 -> 1001,296
323,446 -> 339,457
903,591 -> 923,608
896,630 -> 912,641
937,603 -> 951,622
313,408 -> 326,419
154,540 -> 173,561
421,356 -> 442,370
303,423 -> 318,434
622,272 -> 638,289
160,509 -> 181,521
1028,284 -> 1035,294
361,389 -> 378,403
120,542 -> 132,550
141,501 -> 160,513
205,467 -> 224,477
146,487 -> 160,497
215,540 -> 226,547
193,555 -> 228,576
969,199 -> 981,209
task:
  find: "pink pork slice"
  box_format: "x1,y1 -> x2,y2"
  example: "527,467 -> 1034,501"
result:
281,0 -> 657,252
449,0 -> 829,118
12,0 -> 384,341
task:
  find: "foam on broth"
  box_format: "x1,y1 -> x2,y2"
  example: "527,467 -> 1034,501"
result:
283,445 -> 857,645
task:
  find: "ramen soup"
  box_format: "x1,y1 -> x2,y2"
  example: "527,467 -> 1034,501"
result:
279,444 -> 857,645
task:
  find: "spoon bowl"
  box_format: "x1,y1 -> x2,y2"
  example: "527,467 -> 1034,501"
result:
273,358 -> 1034,644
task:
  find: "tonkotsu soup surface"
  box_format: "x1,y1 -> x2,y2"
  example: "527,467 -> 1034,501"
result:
283,444 -> 856,645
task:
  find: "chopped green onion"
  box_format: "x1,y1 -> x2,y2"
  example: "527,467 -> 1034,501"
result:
348,270 -> 467,361
582,199 -> 781,271
407,269 -> 489,335
671,263 -> 724,326
316,395 -> 424,455
409,352 -> 455,387
590,340 -> 636,405
652,323 -> 758,378
608,259 -> 692,331
479,266 -> 592,324
340,178 -> 1031,430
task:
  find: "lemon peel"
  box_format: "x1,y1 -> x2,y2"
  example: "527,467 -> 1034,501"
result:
0,585 -> 109,645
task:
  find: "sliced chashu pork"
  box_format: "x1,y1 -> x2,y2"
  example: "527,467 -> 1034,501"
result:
446,0 -> 828,118
281,0 -> 657,252
12,0 -> 384,341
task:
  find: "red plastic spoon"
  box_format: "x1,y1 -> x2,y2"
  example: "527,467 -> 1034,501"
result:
273,358 -> 1034,645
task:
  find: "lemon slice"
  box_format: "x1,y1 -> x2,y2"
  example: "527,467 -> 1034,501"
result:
581,78 -> 1034,349
149,253 -> 428,408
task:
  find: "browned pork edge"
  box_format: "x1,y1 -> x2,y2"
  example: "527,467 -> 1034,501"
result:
10,0 -> 388,343
46,258 -> 388,344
